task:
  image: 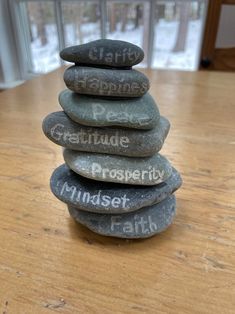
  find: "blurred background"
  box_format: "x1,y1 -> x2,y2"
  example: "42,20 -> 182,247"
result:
0,0 -> 235,89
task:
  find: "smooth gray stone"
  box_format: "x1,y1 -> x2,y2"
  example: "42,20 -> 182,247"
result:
60,39 -> 144,67
63,66 -> 149,97
42,111 -> 170,157
59,90 -> 160,130
63,149 -> 172,186
50,164 -> 182,214
68,195 -> 176,239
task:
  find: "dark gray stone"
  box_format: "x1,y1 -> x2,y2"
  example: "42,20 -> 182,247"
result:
63,66 -> 149,97
60,39 -> 144,67
50,164 -> 182,214
63,149 -> 172,186
68,195 -> 176,239
59,90 -> 160,130
42,111 -> 170,157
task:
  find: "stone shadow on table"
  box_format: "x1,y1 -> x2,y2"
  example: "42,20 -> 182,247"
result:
67,216 -> 177,248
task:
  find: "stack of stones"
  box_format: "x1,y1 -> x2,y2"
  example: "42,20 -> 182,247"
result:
42,39 -> 182,239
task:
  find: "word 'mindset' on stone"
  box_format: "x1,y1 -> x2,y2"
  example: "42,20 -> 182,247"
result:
42,39 -> 182,239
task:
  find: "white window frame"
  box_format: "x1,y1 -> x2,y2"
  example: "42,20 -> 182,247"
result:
2,0 -> 208,85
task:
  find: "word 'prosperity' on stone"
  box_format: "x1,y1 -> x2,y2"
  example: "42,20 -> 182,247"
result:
91,162 -> 165,183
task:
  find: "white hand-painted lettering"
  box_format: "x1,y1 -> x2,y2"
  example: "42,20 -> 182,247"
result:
88,47 -> 141,64
50,123 -> 64,141
91,162 -> 165,183
50,124 -> 130,148
110,215 -> 157,234
91,103 -> 151,126
72,72 -> 148,96
60,182 -> 130,209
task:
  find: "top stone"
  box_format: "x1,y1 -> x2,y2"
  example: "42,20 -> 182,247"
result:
60,39 -> 144,68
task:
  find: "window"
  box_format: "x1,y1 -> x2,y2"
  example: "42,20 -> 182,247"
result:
6,0 -> 208,80
62,1 -> 102,47
26,1 -> 60,73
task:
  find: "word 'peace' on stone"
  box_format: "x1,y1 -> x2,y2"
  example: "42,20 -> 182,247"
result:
90,103 -> 150,125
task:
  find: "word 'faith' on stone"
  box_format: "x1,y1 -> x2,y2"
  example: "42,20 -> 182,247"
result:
111,215 -> 158,234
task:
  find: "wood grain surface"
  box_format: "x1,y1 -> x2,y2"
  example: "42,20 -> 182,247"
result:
0,68 -> 234,314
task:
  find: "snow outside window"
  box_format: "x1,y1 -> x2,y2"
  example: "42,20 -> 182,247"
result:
10,0 -> 208,76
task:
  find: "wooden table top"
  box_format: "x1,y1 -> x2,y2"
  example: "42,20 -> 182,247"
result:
0,68 -> 234,313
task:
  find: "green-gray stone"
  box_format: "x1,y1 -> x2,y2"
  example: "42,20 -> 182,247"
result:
63,66 -> 149,97
59,90 -> 160,129
60,39 -> 144,67
68,195 -> 176,239
63,149 -> 172,186
50,164 -> 182,214
42,111 -> 170,157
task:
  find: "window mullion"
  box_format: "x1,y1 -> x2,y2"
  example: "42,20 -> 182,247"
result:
9,0 -> 34,78
100,0 -> 107,39
54,0 -> 65,62
148,0 -> 156,68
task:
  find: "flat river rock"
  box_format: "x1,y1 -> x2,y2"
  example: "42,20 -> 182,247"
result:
60,39 -> 144,67
63,66 -> 149,97
59,90 -> 160,129
42,111 -> 170,157
68,195 -> 176,239
63,149 -> 172,185
50,164 -> 182,213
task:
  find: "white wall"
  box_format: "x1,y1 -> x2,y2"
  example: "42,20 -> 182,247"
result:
0,0 -> 23,88
216,5 -> 235,48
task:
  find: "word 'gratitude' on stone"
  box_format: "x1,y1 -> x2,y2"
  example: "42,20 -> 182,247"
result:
42,111 -> 170,157
50,123 -> 129,148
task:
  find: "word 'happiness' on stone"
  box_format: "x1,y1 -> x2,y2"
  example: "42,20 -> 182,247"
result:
50,123 -> 130,148
73,77 -> 148,96
60,181 -> 130,209
91,162 -> 165,183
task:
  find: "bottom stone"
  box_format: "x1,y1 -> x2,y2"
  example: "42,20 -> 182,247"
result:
68,195 -> 176,239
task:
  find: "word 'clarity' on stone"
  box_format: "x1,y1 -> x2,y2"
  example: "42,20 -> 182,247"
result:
59,90 -> 160,130
42,111 -> 170,157
50,164 -> 182,214
63,149 -> 172,185
68,195 -> 176,238
63,66 -> 149,97
60,39 -> 144,67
